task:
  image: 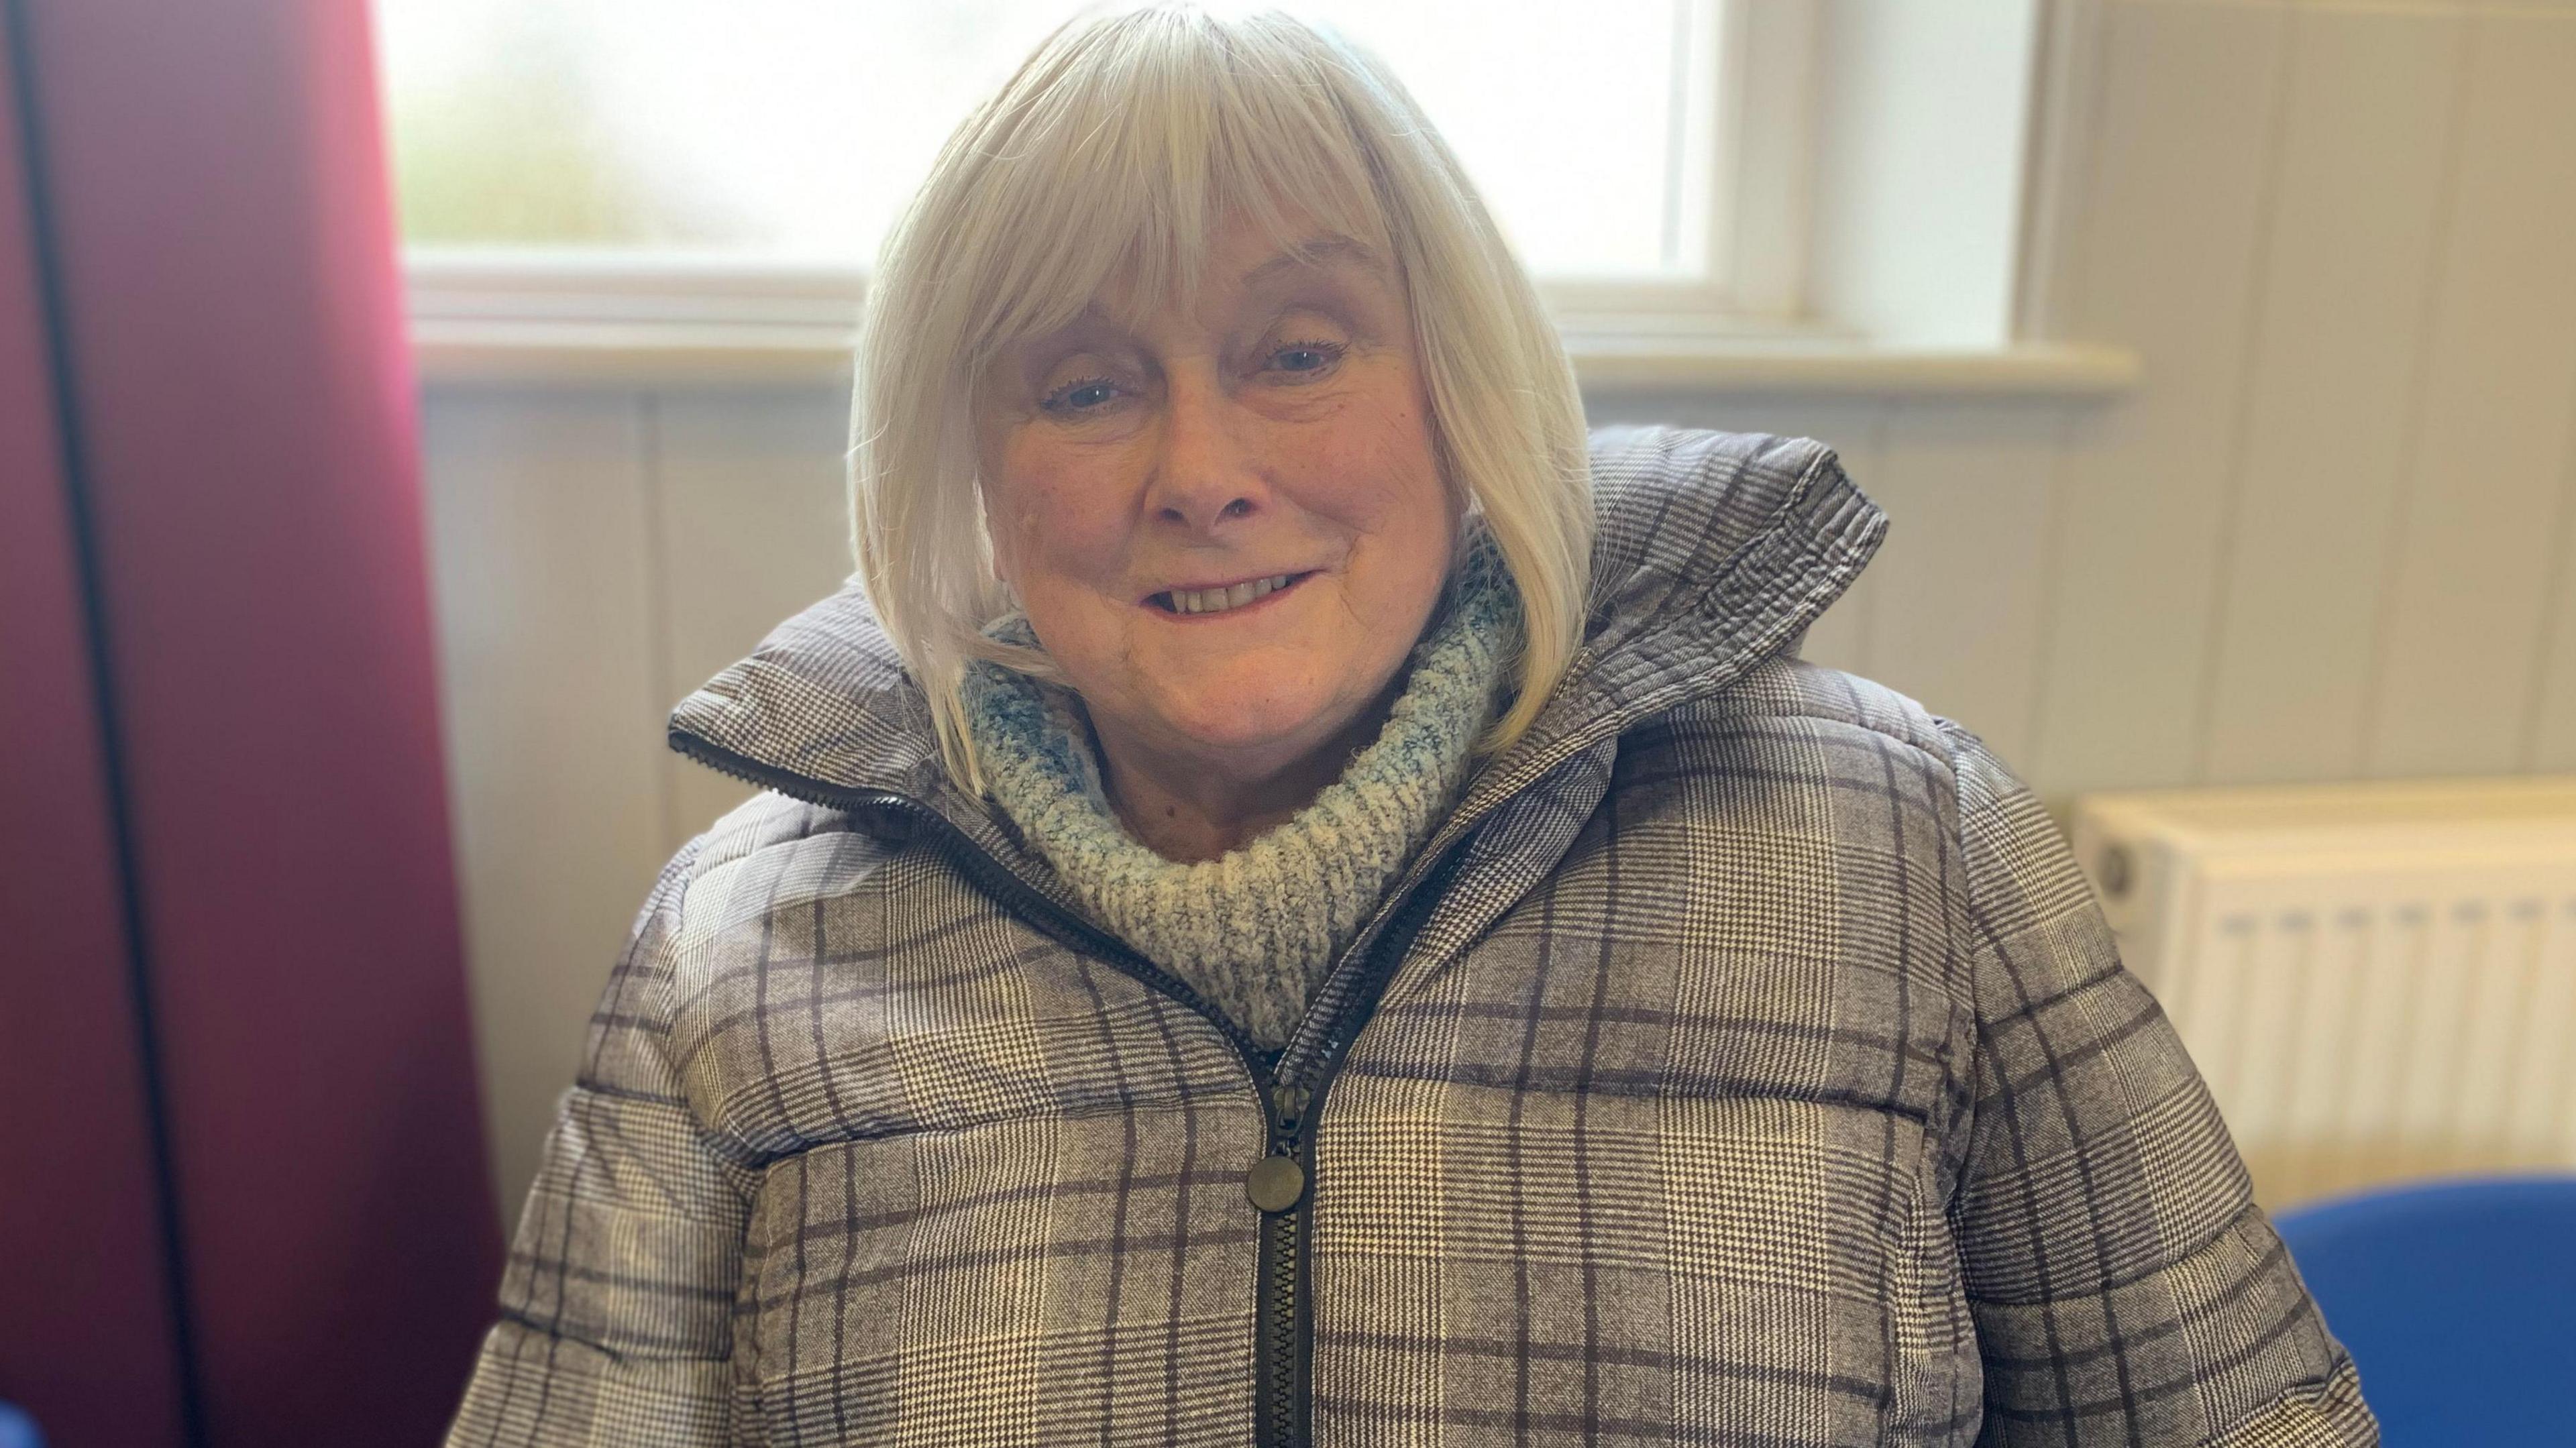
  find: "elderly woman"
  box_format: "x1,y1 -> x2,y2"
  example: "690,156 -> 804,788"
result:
447,6 -> 2377,1445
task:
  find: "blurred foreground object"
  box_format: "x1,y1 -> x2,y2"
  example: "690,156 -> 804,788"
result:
0,1402 -> 40,1448
0,0 -> 498,1441
2275,1176 -> 2576,1445
2071,777 -> 2576,1207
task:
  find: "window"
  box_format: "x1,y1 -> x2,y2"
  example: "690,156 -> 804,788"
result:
378,1 -> 1827,372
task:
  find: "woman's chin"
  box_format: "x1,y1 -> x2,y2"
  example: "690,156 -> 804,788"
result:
1159,708 -> 1334,762
1141,687 -> 1358,766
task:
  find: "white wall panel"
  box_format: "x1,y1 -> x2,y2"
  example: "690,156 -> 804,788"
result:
2369,12 -> 2576,779
650,388 -> 859,848
1858,400 -> 2066,769
2030,0 -> 2288,798
2459,11 -> 2576,773
2200,6 -> 2465,785
418,390 -> 669,1225
2531,445 -> 2576,770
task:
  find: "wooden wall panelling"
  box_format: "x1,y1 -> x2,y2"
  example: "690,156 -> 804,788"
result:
417,389 -> 669,1225
649,387 -> 861,848
2406,13 -> 2576,773
2029,0 -> 2289,799
1854,398 -> 2066,773
2370,11 -> 2576,779
2199,5 -> 2465,785
2534,404 -> 2576,771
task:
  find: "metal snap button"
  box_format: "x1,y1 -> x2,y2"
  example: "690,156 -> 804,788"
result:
1245,1154 -> 1305,1213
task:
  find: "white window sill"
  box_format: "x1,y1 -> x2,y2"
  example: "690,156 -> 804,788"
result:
409,313 -> 2135,399
402,256 -> 2139,398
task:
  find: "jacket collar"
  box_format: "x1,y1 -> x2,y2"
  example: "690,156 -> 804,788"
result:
667,425 -> 1885,831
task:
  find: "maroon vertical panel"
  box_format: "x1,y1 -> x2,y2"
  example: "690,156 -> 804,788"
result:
8,0 -> 502,1442
0,15 -> 191,1444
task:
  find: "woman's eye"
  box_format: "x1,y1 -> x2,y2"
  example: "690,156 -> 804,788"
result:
1040,377 -> 1121,413
1269,339 -> 1346,376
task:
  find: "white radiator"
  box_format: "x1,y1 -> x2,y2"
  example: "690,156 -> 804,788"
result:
2068,777 -> 2576,1209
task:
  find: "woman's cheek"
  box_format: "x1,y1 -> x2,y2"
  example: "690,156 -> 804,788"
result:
1043,494 -> 1124,575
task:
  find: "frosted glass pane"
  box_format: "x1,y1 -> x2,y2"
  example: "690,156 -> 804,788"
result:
374,0 -> 1705,278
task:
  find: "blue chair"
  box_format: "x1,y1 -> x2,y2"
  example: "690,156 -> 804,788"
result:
0,1401 -> 40,1448
2273,1174 -> 2576,1445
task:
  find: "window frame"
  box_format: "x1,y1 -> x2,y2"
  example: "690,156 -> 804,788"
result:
399,1 -> 1845,364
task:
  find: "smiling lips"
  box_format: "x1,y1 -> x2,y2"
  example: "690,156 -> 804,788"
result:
1148,570 -> 1316,616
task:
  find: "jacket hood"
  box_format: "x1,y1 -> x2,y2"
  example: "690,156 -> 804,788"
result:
667,425 -> 1886,816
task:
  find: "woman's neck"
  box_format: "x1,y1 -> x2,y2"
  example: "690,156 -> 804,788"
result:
1088,684 -> 1401,863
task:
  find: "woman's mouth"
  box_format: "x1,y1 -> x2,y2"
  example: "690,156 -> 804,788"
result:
1146,570 -> 1316,618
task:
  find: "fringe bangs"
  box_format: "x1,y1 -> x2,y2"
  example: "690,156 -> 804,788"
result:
951,5 -> 1396,375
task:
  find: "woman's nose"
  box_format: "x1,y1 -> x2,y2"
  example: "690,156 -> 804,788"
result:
1143,369 -> 1264,533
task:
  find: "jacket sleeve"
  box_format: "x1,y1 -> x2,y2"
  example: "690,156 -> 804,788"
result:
446,835 -> 749,1447
1935,722 -> 2378,1447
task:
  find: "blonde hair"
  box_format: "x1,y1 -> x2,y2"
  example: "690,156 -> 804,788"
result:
851,1 -> 1593,797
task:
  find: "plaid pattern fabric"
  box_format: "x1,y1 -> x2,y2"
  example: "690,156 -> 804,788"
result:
445,428 -> 2377,1445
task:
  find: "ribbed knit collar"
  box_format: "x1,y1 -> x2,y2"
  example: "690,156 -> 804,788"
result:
959,529 -> 1522,1050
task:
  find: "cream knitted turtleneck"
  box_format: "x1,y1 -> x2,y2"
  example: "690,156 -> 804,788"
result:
960,534 -> 1521,1051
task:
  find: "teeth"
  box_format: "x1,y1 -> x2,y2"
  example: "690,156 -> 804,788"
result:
1167,573 -> 1297,615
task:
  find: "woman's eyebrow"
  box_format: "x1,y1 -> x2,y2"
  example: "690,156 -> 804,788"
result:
1016,309 -> 1131,362
1238,235 -> 1383,290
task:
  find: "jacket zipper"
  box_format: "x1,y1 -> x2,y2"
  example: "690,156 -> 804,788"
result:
1254,1080 -> 1309,1443
669,729 -> 1464,1445
1249,840 -> 1469,1446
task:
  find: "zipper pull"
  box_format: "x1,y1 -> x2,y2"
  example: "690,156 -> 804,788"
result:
1271,1082 -> 1310,1139
1246,1082 -> 1312,1215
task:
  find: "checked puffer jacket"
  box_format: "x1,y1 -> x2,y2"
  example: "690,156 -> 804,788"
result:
445,427 -> 2380,1447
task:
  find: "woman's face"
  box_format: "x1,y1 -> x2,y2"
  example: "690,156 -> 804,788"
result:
975,214 -> 1458,785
